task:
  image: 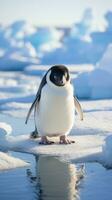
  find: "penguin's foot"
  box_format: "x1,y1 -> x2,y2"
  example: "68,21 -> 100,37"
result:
30,130 -> 39,139
39,136 -> 54,145
59,135 -> 75,144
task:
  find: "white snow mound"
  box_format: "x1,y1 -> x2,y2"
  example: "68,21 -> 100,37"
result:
0,122 -> 12,139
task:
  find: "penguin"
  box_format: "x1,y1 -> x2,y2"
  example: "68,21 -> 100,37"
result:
25,65 -> 83,144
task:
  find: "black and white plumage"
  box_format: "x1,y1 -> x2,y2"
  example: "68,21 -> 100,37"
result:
26,65 -> 83,144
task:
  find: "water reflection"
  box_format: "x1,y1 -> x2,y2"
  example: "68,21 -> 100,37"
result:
27,156 -> 78,200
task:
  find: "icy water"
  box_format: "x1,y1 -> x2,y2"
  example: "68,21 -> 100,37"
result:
0,153 -> 78,200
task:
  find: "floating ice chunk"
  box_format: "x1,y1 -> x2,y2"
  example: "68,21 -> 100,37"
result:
0,134 -> 103,164
0,122 -> 29,170
0,151 -> 29,170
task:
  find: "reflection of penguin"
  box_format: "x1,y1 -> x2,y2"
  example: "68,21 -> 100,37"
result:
26,65 -> 83,144
27,156 -> 78,200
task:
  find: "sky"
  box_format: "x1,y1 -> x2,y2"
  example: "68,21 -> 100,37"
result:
0,0 -> 112,27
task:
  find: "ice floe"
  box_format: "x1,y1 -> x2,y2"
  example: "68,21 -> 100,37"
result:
0,134 -> 104,163
0,118 -> 111,169
0,132 -> 112,169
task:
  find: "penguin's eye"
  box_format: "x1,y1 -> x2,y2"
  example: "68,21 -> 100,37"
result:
53,75 -> 57,80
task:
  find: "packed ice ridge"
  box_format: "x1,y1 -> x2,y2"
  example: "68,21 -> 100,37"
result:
0,10 -> 112,70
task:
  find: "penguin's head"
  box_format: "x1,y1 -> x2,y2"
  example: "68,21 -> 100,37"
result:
47,65 -> 70,87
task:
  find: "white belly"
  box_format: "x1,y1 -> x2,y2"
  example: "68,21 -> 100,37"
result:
35,84 -> 75,136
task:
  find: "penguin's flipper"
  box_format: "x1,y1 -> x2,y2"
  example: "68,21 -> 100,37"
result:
25,98 -> 39,124
25,74 -> 47,124
74,96 -> 83,121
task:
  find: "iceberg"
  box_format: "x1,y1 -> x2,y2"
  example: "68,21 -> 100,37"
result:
73,44 -> 112,99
